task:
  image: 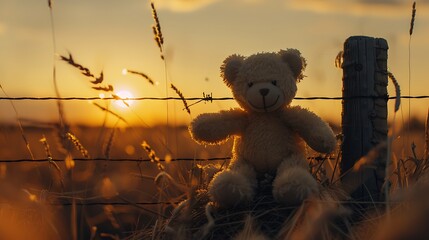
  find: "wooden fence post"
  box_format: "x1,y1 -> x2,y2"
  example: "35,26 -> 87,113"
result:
340,36 -> 389,202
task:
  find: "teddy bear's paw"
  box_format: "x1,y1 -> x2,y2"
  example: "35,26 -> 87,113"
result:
321,133 -> 337,153
272,167 -> 319,206
208,171 -> 255,208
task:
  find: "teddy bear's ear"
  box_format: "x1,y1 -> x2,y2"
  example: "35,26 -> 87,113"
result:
278,49 -> 307,82
220,54 -> 244,86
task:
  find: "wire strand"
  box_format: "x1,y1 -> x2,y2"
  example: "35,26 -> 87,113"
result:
1,95 -> 429,101
0,156 -> 333,163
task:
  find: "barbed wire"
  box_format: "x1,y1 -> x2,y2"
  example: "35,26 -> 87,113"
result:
0,156 -> 333,163
0,201 -> 177,206
0,199 -> 400,207
0,93 -> 425,208
0,95 -> 429,101
0,200 -> 402,207
0,157 -> 230,163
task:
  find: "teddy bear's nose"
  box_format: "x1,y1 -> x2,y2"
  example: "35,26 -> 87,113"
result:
259,88 -> 269,96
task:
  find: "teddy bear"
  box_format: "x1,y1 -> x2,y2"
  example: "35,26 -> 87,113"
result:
189,49 -> 336,208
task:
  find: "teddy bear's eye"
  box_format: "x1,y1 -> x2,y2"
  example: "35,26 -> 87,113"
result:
271,80 -> 277,86
248,82 -> 254,88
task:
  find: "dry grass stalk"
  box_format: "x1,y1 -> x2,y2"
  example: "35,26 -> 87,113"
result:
126,69 -> 155,85
100,233 -> 120,240
40,135 -> 65,189
309,155 -> 330,183
111,94 -> 130,107
335,51 -> 343,68
47,0 -> 69,151
92,85 -> 114,92
410,1 -> 416,36
171,84 -> 191,114
338,142 -> 388,194
151,1 -> 164,60
103,205 -> 120,229
289,201 -> 346,240
60,53 -> 104,84
104,128 -> 116,159
92,102 -> 127,123
424,109 -> 429,162
353,142 -> 387,172
233,215 -> 268,240
154,171 -> 188,193
66,132 -> 90,159
0,84 -> 35,160
387,71 -> 401,113
40,135 -> 53,159
142,141 -> 164,171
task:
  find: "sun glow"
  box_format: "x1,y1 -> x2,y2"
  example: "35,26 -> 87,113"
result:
114,90 -> 135,108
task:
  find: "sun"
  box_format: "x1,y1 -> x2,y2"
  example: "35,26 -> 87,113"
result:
114,90 -> 135,108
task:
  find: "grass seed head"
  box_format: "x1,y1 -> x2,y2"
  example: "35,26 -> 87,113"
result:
66,132 -> 90,159
388,71 -> 401,112
150,1 -> 164,59
410,1 -> 416,36
171,84 -> 191,115
142,141 -> 164,171
40,135 -> 52,159
126,69 -> 155,85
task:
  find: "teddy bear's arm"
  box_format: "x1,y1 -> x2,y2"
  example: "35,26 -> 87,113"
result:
285,106 -> 336,153
189,109 -> 247,145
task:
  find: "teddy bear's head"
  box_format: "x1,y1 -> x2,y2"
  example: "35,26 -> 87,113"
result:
221,49 -> 306,112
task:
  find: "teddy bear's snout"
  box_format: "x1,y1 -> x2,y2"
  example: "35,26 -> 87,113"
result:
246,82 -> 285,112
259,88 -> 269,97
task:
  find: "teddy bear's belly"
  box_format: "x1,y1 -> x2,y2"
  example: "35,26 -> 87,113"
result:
236,126 -> 305,174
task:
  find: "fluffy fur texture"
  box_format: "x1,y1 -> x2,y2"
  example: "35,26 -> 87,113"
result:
190,49 -> 336,208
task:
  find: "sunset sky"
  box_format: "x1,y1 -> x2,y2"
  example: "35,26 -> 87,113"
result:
0,0 -> 428,127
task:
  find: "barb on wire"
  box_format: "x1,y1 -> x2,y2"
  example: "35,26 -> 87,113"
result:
187,92 -> 213,109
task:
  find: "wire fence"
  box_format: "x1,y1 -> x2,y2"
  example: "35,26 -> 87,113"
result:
1,95 -> 429,101
0,201 -> 177,207
0,156 -> 333,163
0,94 -> 427,208
0,157 -> 232,163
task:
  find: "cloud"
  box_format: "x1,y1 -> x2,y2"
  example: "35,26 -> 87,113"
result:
154,0 -> 429,16
154,0 -> 223,12
286,0 -> 429,18
154,0 -> 265,12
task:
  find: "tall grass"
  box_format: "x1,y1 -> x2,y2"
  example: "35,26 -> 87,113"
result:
0,84 -> 35,160
1,1 -> 428,240
407,1 -> 416,146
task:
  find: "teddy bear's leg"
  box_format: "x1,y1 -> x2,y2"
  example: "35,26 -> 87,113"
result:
272,154 -> 319,205
208,160 -> 257,208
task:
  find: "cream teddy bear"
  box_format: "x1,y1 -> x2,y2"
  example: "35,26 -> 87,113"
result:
190,49 -> 336,208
